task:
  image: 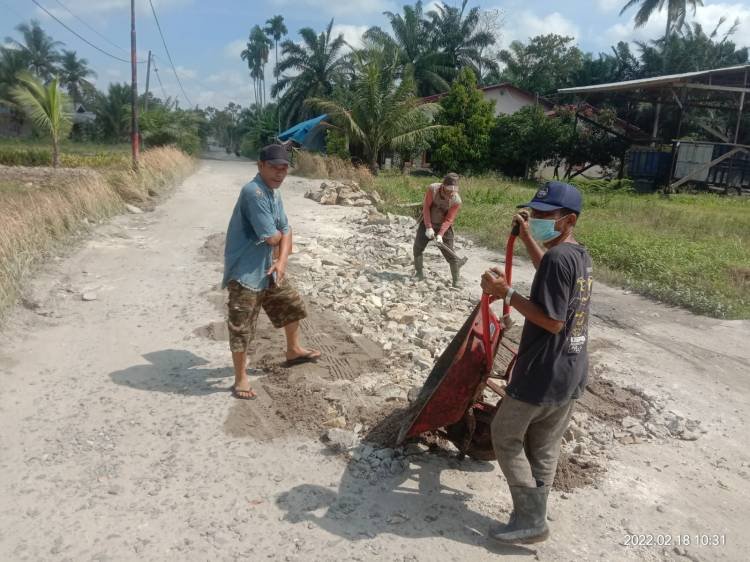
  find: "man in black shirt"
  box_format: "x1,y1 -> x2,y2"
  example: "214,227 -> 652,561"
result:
480,181 -> 592,545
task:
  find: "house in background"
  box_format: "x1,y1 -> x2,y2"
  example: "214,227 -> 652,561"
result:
411,83 -> 553,170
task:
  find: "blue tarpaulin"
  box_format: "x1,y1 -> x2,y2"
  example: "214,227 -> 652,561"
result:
278,114 -> 328,146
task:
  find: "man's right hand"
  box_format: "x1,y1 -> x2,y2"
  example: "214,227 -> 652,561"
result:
512,212 -> 531,240
425,227 -> 435,240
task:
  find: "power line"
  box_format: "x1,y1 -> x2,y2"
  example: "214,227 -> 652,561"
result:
148,0 -> 193,107
51,0 -> 127,54
30,0 -> 132,64
151,57 -> 169,100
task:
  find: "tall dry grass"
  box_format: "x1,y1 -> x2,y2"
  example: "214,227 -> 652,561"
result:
0,146 -> 195,317
293,150 -> 374,187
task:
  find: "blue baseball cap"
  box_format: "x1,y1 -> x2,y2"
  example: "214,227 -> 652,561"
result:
517,181 -> 582,214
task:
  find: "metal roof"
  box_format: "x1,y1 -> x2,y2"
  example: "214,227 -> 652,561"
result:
559,64 -> 750,95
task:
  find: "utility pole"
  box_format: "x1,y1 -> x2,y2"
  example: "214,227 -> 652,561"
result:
144,50 -> 152,112
130,0 -> 140,169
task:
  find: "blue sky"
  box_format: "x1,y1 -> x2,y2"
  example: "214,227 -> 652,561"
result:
3,0 -> 750,109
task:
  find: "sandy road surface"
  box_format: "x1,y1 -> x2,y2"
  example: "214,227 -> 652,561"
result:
0,157 -> 748,561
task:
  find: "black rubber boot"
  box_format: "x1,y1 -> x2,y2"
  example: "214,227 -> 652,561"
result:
489,485 -> 550,544
450,262 -> 461,287
414,255 -> 424,280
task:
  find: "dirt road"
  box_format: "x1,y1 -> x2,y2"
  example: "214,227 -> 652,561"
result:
1,157 -> 748,561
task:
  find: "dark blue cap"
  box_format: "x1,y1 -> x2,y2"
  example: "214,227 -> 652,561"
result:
517,181 -> 582,214
259,144 -> 290,165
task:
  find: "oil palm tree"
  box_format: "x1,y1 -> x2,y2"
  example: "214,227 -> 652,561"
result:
273,19 -> 347,127
58,50 -> 96,104
11,72 -> 72,167
364,1 -> 452,97
6,20 -> 62,81
93,82 -> 131,142
308,49 -> 442,172
426,1 -> 497,79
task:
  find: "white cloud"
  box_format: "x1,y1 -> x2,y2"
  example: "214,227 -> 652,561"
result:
501,11 -> 580,46
604,2 -> 750,48
331,24 -> 369,49
175,65 -> 196,79
207,70 -> 246,87
269,0 -> 394,18
224,39 -> 246,59
596,0 -> 622,13
37,0 -> 192,18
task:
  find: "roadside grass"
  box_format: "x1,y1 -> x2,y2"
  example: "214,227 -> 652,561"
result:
372,173 -> 750,319
0,138 -> 131,168
0,146 -> 195,319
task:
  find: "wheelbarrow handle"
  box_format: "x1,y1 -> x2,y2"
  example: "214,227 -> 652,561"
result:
481,231 -> 517,372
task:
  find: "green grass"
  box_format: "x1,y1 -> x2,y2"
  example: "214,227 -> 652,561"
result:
0,138 -> 131,168
373,173 -> 750,319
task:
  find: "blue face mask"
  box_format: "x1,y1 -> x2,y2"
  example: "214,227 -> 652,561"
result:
529,216 -> 569,243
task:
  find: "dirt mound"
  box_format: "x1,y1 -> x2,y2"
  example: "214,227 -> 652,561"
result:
199,232 -> 225,262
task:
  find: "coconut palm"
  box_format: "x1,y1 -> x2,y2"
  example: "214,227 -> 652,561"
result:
620,0 -> 704,33
58,50 -> 96,104
426,1 -> 497,78
273,19 -> 348,127
0,47 -> 29,102
6,20 -> 62,81
364,1 -> 452,97
308,49 -> 442,172
11,72 -> 72,167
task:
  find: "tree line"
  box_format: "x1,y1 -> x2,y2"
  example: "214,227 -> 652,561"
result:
217,0 -> 749,177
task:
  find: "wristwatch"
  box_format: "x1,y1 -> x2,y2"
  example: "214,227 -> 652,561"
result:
504,287 -> 515,306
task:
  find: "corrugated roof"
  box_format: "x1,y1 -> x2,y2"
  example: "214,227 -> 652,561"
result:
558,64 -> 750,95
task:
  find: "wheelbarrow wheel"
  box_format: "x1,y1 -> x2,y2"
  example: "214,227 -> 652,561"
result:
445,405 -> 498,462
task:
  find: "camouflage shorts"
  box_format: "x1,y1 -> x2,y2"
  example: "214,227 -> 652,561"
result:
226,279 -> 307,353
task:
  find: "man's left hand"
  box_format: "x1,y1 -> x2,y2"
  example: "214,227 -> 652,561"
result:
267,259 -> 287,285
481,267 -> 509,297
435,234 -> 443,244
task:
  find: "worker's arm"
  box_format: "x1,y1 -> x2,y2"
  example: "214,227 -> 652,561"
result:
422,187 -> 434,228
514,213 -> 545,269
267,197 -> 292,283
481,255 -> 572,335
437,203 -> 460,236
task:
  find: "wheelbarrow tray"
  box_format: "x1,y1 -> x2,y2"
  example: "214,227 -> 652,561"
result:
397,300 -> 502,445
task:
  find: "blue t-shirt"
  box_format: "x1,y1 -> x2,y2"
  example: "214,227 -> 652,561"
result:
222,174 -> 290,291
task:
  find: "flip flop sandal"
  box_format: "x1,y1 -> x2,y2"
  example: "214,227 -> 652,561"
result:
231,385 -> 257,400
283,352 -> 322,367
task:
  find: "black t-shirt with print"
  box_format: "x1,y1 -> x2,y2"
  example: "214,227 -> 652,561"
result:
506,243 -> 593,406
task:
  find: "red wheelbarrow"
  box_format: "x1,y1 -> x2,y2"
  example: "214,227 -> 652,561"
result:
397,225 -> 521,460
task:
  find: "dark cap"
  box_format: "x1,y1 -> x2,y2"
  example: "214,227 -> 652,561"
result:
259,144 -> 290,165
517,181 -> 582,214
443,173 -> 459,187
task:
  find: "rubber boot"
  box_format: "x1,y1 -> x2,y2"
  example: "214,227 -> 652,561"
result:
414,255 -> 424,281
450,262 -> 461,287
489,485 -> 550,544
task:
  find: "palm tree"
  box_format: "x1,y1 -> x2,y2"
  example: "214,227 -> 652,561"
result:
93,83 -> 131,142
620,0 -> 704,33
0,47 -> 29,102
6,20 -> 63,81
11,72 -> 72,167
273,19 -> 348,127
426,1 -> 497,79
58,50 -> 96,104
364,1 -> 452,97
241,26 -> 272,107
620,0 -> 704,141
308,49 -> 442,172
264,16 -> 288,99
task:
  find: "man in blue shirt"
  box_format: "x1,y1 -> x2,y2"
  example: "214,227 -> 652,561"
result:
223,144 -> 321,400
